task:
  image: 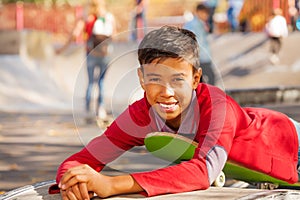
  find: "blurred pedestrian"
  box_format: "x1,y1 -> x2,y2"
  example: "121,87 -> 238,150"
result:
203,0 -> 219,33
288,0 -> 299,31
85,0 -> 116,119
227,0 -> 244,32
130,0 -> 147,41
183,3 -> 216,85
57,0 -> 116,119
265,8 -> 288,64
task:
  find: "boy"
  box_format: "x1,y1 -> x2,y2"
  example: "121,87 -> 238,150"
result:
52,26 -> 300,200
183,3 -> 216,85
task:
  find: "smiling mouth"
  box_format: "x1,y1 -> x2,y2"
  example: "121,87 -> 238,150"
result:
158,102 -> 179,112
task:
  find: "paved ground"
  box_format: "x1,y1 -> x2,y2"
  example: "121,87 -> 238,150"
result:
0,30 -> 300,199
4,180 -> 300,200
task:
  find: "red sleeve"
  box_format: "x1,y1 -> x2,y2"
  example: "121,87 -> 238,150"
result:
56,99 -> 152,183
56,121 -> 147,183
131,158 -> 210,196
56,147 -> 103,183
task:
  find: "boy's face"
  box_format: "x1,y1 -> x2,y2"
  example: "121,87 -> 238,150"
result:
196,10 -> 209,21
138,57 -> 201,127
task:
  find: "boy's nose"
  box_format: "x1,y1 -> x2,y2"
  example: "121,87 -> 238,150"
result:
160,84 -> 175,96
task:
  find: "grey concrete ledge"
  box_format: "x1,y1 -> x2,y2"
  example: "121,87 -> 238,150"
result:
226,86 -> 300,106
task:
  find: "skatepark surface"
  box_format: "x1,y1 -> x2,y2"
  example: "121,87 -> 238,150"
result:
0,30 -> 300,199
3,180 -> 300,200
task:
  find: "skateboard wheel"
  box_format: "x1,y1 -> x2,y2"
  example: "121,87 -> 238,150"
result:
268,183 -> 278,190
213,171 -> 226,187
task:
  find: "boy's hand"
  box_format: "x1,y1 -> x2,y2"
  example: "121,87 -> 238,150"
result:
60,183 -> 94,200
59,164 -> 112,198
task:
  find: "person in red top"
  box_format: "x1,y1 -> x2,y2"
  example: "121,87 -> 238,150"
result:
56,0 -> 116,119
53,26 -> 300,200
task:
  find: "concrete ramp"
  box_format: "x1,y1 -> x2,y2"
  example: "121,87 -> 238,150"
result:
0,55 -> 70,112
0,30 -> 87,113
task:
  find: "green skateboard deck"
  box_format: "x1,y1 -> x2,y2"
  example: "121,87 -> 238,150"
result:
223,162 -> 300,189
144,132 -> 300,189
144,132 -> 198,164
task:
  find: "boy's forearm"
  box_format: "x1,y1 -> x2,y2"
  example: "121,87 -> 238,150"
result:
102,175 -> 144,197
111,175 -> 144,195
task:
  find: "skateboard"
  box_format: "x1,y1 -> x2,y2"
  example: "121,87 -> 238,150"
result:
144,132 -> 300,189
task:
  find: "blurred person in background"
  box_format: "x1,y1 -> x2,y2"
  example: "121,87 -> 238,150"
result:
203,0 -> 219,33
183,3 -> 216,85
227,0 -> 244,32
130,0 -> 148,41
57,0 -> 116,119
265,8 -> 288,65
85,0 -> 116,119
288,0 -> 299,31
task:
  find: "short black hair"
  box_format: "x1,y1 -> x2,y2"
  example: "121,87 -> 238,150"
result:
196,3 -> 209,13
138,25 -> 200,70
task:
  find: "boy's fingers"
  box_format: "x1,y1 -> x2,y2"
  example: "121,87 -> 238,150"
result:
60,171 -> 76,186
79,183 -> 90,200
60,166 -> 87,186
66,188 -> 78,200
61,190 -> 70,200
61,175 -> 87,190
62,183 -> 90,200
71,184 -> 83,200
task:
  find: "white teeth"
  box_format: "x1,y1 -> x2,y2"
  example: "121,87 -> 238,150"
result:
160,103 -> 176,109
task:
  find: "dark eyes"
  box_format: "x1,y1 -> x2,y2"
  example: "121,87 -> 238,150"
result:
147,77 -> 185,85
148,78 -> 160,82
173,78 -> 184,82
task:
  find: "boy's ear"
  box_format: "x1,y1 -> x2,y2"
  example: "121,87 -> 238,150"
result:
137,68 -> 145,90
193,68 -> 202,89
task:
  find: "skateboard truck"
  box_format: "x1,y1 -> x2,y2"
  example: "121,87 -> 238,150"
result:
254,182 -> 279,190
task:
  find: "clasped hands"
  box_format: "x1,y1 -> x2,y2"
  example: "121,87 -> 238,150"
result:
58,164 -> 112,200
